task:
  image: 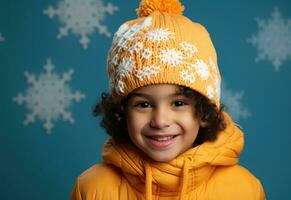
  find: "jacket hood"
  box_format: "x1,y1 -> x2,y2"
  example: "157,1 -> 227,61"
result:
102,112 -> 244,199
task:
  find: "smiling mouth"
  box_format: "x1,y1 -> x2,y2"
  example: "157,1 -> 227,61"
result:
147,135 -> 176,141
145,135 -> 178,148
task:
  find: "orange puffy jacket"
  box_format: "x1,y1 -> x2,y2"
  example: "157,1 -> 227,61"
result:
71,113 -> 266,200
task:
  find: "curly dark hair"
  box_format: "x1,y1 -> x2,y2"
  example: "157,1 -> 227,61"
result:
93,86 -> 226,146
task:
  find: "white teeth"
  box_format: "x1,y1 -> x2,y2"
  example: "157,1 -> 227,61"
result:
150,136 -> 174,141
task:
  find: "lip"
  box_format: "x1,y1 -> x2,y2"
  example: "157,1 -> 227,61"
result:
145,134 -> 178,149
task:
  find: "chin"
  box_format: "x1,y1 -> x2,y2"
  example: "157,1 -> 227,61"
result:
149,154 -> 176,162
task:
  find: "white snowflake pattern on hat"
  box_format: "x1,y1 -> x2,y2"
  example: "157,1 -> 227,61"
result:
158,48 -> 184,66
117,57 -> 135,77
129,42 -> 144,54
135,65 -> 160,81
209,57 -> 221,100
116,80 -> 125,94
142,16 -> 153,28
180,41 -> 198,58
113,16 -> 152,51
180,69 -> 196,83
215,77 -> 221,101
145,28 -> 174,42
111,54 -> 119,66
113,23 -> 129,41
142,48 -> 153,60
206,85 -> 215,99
192,59 -> 210,80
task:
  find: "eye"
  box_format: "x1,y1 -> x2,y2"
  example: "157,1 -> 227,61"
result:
134,101 -> 152,108
172,100 -> 187,107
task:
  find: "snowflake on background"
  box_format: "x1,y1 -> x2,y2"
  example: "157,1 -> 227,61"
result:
13,58 -> 85,134
247,7 -> 291,71
221,84 -> 251,122
0,32 -> 5,42
43,0 -> 118,49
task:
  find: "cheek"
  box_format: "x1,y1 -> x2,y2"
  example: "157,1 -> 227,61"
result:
126,113 -> 148,136
180,114 -> 201,132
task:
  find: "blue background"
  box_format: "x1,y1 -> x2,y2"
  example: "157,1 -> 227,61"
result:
1,0 -> 290,199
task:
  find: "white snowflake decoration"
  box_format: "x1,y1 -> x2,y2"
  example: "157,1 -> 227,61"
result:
158,48 -> 184,66
209,57 -> 218,73
129,42 -> 143,54
247,7 -> 291,71
221,84 -> 251,122
180,42 -> 198,57
180,69 -> 195,83
113,23 -> 130,40
115,80 -> 125,94
214,77 -> 221,101
113,17 -> 152,51
13,58 -> 85,134
206,85 -> 215,99
192,59 -> 210,80
117,57 -> 135,77
0,32 -> 5,42
44,0 -> 118,49
113,24 -> 134,48
140,16 -> 152,29
135,65 -> 160,81
111,54 -> 119,66
142,48 -> 153,60
145,28 -> 174,43
209,57 -> 221,100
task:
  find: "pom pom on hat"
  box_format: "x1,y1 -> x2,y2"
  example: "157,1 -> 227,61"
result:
136,0 -> 185,17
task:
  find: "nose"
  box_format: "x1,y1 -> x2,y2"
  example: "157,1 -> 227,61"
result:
149,106 -> 172,129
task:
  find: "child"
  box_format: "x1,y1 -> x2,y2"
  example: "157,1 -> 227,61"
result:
71,0 -> 265,199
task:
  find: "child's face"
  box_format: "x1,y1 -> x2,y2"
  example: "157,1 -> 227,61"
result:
125,84 -> 202,162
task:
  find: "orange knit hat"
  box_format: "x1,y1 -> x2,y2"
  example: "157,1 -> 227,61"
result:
107,0 -> 221,106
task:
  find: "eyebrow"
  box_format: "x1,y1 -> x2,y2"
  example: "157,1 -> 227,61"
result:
127,92 -> 184,100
